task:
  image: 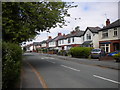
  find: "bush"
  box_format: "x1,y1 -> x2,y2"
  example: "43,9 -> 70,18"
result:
113,53 -> 120,62
69,47 -> 93,58
2,42 -> 22,89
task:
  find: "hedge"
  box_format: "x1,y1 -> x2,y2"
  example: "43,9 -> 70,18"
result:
113,53 -> 120,62
69,47 -> 93,58
2,42 -> 22,89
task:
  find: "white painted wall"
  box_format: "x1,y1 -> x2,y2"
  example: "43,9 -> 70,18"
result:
58,36 -> 83,46
92,34 -> 99,48
26,45 -> 33,51
99,27 -> 120,41
29,46 -> 33,51
83,29 -> 93,41
41,43 -> 47,47
58,39 -> 67,46
49,41 -> 56,47
83,29 -> 99,48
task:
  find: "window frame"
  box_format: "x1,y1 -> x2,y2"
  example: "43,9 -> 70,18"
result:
102,30 -> 108,38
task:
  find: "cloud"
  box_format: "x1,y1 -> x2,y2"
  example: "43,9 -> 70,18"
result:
25,2 -> 118,45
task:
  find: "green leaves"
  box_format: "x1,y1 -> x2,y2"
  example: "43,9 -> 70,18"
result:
2,2 -> 76,43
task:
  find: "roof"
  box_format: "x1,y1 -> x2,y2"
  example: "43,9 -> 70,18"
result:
33,42 -> 42,45
99,19 -> 120,31
41,40 -> 47,44
88,27 -> 101,33
46,38 -> 52,43
58,30 -> 84,40
68,30 -> 84,37
83,27 -> 101,36
49,35 -> 64,42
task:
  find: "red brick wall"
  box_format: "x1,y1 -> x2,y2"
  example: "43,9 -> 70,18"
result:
99,39 -> 120,52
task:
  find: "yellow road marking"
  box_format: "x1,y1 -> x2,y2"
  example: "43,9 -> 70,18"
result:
25,61 -> 49,89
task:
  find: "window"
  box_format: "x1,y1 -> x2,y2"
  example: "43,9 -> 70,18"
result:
86,34 -> 91,40
114,28 -> 118,36
100,44 -> 110,53
102,30 -> 108,38
59,40 -> 61,44
72,37 -> 74,42
62,40 -> 64,44
68,38 -> 70,43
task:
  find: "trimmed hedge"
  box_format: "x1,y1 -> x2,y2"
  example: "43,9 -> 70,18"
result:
2,42 -> 22,89
113,53 -> 120,62
70,47 -> 93,58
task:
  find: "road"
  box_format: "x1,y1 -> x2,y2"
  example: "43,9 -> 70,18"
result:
21,52 -> 119,88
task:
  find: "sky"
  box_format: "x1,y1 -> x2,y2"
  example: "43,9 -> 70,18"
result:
23,0 -> 119,46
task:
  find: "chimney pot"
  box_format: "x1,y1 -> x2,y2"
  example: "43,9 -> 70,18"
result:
106,19 -> 110,26
48,36 -> 52,39
71,30 -> 75,34
58,33 -> 62,36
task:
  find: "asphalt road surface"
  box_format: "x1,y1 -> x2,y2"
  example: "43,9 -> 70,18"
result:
21,52 -> 119,88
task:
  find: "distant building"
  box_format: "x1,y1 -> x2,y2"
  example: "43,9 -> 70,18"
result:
48,33 -> 63,51
58,30 -> 84,50
99,19 -> 120,53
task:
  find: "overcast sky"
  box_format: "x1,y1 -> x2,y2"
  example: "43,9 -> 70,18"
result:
24,0 -> 119,45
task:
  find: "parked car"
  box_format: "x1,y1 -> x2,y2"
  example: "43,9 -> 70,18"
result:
108,50 -> 120,56
91,48 -> 106,58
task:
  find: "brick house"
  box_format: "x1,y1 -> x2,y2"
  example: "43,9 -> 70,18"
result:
99,19 -> 120,53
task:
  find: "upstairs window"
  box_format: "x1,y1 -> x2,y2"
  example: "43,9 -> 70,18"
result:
59,40 -> 61,44
72,37 -> 74,42
62,40 -> 64,44
102,30 -> 108,38
68,38 -> 70,43
86,34 -> 91,40
114,28 -> 118,36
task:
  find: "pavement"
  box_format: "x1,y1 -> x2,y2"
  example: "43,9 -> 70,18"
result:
40,53 -> 120,70
21,52 -> 119,88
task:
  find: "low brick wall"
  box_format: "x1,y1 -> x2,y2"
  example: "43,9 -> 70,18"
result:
99,56 -> 114,61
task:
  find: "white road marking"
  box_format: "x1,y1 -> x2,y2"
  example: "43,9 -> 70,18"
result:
61,65 -> 80,72
93,75 -> 120,84
49,57 -> 55,59
41,58 -> 44,59
44,57 -> 49,59
46,60 -> 56,64
44,57 -> 55,59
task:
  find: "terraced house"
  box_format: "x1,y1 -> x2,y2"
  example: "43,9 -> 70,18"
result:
24,19 -> 120,53
41,36 -> 52,49
48,33 -> 64,51
99,19 -> 120,53
58,30 -> 84,50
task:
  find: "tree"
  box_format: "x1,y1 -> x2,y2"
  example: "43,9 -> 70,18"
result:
75,26 -> 80,31
2,2 -> 77,44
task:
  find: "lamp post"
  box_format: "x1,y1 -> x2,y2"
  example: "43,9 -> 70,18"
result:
46,30 -> 50,55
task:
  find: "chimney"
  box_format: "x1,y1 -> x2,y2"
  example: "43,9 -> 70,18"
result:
106,19 -> 110,26
63,34 -> 65,36
58,33 -> 62,36
48,36 -> 52,39
71,30 -> 75,34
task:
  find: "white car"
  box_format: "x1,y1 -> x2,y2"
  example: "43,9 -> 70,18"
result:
91,48 -> 106,58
